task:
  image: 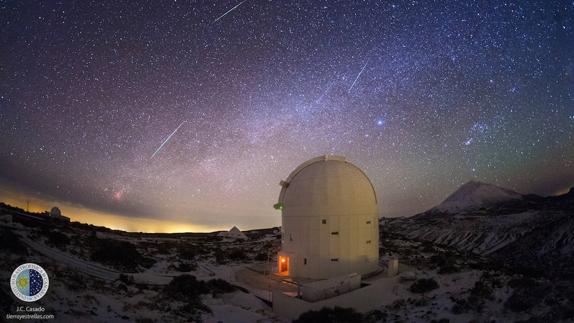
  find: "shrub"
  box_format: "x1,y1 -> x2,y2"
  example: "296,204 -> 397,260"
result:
429,254 -> 450,267
504,282 -> 549,313
421,242 -> 435,253
505,291 -> 533,312
175,262 -> 197,272
511,265 -> 543,278
451,297 -> 470,314
410,278 -> 439,294
46,231 -> 70,248
155,243 -> 173,255
294,307 -> 364,323
164,275 -> 208,299
214,248 -> 228,265
177,245 -> 197,260
254,252 -> 268,261
118,274 -> 134,285
62,270 -> 88,289
227,248 -> 247,261
0,229 -> 27,255
206,279 -> 236,295
164,275 -> 235,300
179,300 -> 211,315
135,319 -> 155,323
90,239 -> 154,271
431,254 -> 460,274
390,299 -> 407,310
364,309 -> 387,322
163,275 -> 235,316
212,246 -> 249,264
438,264 -> 460,274
410,297 -> 429,307
507,277 -> 536,289
470,280 -> 493,300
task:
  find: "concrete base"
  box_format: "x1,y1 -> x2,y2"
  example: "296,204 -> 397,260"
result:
272,275 -> 400,320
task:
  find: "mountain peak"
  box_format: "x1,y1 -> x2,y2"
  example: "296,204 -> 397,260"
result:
434,180 -> 523,213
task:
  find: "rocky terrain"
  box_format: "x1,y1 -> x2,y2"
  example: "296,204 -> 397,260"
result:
1,184 -> 574,323
375,181 -> 574,322
385,181 -> 574,278
0,204 -> 281,322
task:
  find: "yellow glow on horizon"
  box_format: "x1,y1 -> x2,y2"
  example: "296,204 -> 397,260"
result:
0,190 -> 221,233
553,186 -> 572,196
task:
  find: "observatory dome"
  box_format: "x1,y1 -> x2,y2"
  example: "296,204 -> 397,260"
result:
50,207 -> 62,217
276,155 -> 380,279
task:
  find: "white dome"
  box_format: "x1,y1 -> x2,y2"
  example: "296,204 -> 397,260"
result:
276,155 -> 380,279
50,207 -> 61,217
279,156 -> 377,217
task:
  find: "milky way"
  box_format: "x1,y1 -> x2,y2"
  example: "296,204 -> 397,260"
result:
0,1 -> 573,230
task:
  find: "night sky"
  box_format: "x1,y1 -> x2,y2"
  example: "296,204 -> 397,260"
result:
1,1 -> 573,232
28,269 -> 43,296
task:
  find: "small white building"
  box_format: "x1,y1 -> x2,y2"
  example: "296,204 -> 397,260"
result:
276,155 -> 380,279
49,207 -> 70,222
50,207 -> 62,217
387,257 -> 399,277
218,226 -> 247,240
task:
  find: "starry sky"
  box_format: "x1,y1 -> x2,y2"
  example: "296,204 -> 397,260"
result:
1,1 -> 573,232
28,269 -> 44,296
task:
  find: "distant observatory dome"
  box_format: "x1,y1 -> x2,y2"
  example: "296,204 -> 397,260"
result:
50,207 -> 61,217
276,155 -> 380,279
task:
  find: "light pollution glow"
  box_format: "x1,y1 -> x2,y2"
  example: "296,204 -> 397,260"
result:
1,1 -> 572,233
0,189 -> 221,233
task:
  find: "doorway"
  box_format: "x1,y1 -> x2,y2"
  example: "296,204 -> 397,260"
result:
278,256 -> 289,275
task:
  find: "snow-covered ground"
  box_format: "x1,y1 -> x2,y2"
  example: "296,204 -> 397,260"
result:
0,215 -> 282,322
2,200 -> 574,322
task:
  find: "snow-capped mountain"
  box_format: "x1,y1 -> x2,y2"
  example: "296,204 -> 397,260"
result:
432,180 -> 523,213
385,182 -> 574,277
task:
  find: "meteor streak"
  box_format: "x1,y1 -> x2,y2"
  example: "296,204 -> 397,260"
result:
213,0 -> 248,23
348,62 -> 368,93
151,121 -> 187,159
315,80 -> 337,105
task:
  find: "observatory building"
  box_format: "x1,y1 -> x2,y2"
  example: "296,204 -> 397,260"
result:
49,206 -> 70,222
275,155 -> 379,279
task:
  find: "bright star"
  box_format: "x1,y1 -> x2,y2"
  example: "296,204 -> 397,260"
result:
376,118 -> 385,127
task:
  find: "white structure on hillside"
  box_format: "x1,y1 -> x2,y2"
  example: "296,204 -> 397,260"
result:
387,257 -> 399,277
49,206 -> 70,222
50,207 -> 62,217
275,155 -> 380,279
218,226 -> 247,240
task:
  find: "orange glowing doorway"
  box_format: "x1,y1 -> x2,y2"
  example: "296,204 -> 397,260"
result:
278,256 -> 289,275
